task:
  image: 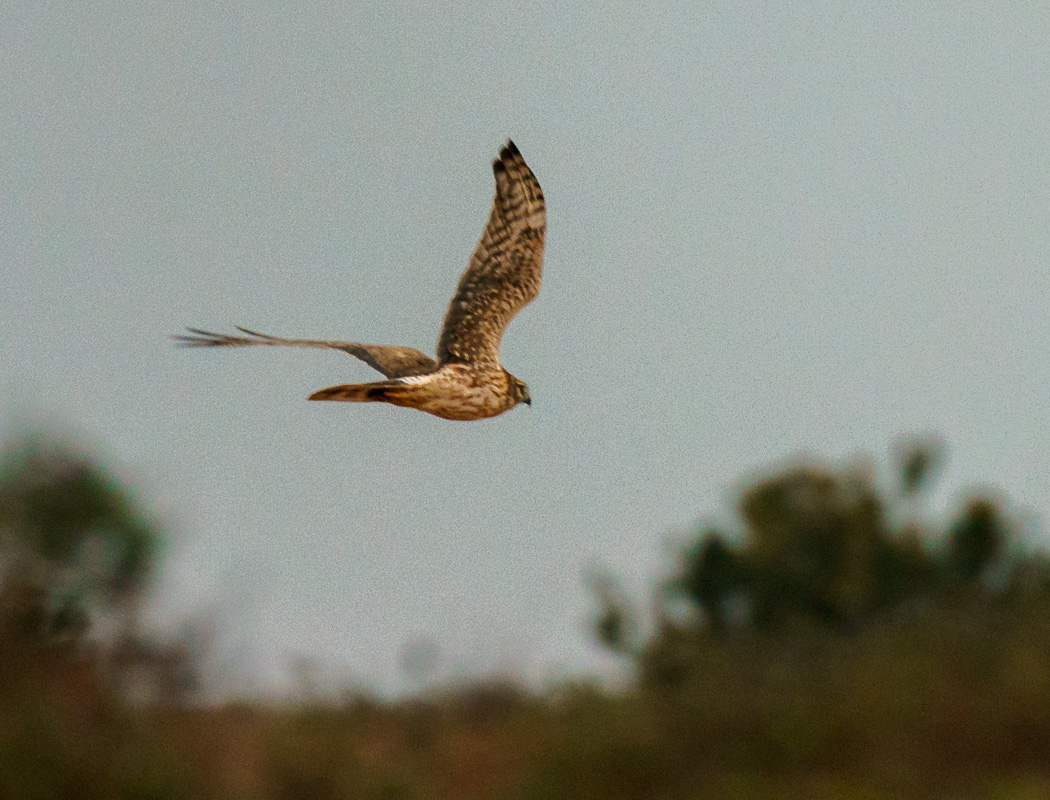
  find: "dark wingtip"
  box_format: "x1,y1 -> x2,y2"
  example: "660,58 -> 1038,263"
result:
494,140 -> 522,175
172,327 -> 213,346
498,140 -> 520,165
235,325 -> 272,339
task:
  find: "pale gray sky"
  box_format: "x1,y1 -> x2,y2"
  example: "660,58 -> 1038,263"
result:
4,3 -> 1049,694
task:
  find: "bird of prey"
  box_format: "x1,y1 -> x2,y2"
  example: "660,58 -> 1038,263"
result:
175,140 -> 545,421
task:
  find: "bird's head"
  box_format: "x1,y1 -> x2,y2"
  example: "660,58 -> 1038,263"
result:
510,374 -> 531,407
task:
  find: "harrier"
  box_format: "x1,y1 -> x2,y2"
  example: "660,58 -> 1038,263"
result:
175,140 -> 544,421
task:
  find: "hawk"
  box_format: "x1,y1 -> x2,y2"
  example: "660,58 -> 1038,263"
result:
175,140 -> 545,421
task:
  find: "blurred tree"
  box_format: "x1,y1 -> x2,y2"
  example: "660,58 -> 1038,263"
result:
588,570 -> 639,657
0,432 -> 204,703
739,466 -> 885,629
618,438 -> 1027,677
947,497 -> 1006,583
675,529 -> 740,636
872,525 -> 938,609
897,435 -> 946,497
0,433 -> 159,642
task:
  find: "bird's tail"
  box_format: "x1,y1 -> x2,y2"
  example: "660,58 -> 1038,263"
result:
308,381 -> 407,403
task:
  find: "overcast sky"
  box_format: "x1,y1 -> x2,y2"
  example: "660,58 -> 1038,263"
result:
4,3 -> 1049,695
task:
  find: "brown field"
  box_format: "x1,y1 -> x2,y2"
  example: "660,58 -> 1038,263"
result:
5,594 -> 1050,800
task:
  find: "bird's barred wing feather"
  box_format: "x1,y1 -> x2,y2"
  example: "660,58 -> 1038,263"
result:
173,327 -> 436,378
436,140 -> 545,366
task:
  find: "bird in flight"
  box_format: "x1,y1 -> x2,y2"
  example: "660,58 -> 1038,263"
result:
175,140 -> 545,421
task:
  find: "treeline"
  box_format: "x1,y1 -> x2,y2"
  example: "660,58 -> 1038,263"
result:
593,439 -> 1050,691
575,440 -> 1050,798
3,432 -> 1050,799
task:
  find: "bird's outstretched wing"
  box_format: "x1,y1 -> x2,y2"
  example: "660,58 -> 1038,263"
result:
435,140 -> 545,366
173,327 -> 437,379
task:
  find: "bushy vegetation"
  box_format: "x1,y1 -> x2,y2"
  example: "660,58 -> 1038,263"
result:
3,433 -> 1050,799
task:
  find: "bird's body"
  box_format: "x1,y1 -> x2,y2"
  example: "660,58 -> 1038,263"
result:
310,364 -> 521,421
176,140 -> 544,421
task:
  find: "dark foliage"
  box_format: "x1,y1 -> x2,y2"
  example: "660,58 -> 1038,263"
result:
4,432 -> 1050,799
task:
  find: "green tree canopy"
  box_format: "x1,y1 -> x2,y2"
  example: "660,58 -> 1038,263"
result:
607,439 -> 1029,684
0,434 -> 160,639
